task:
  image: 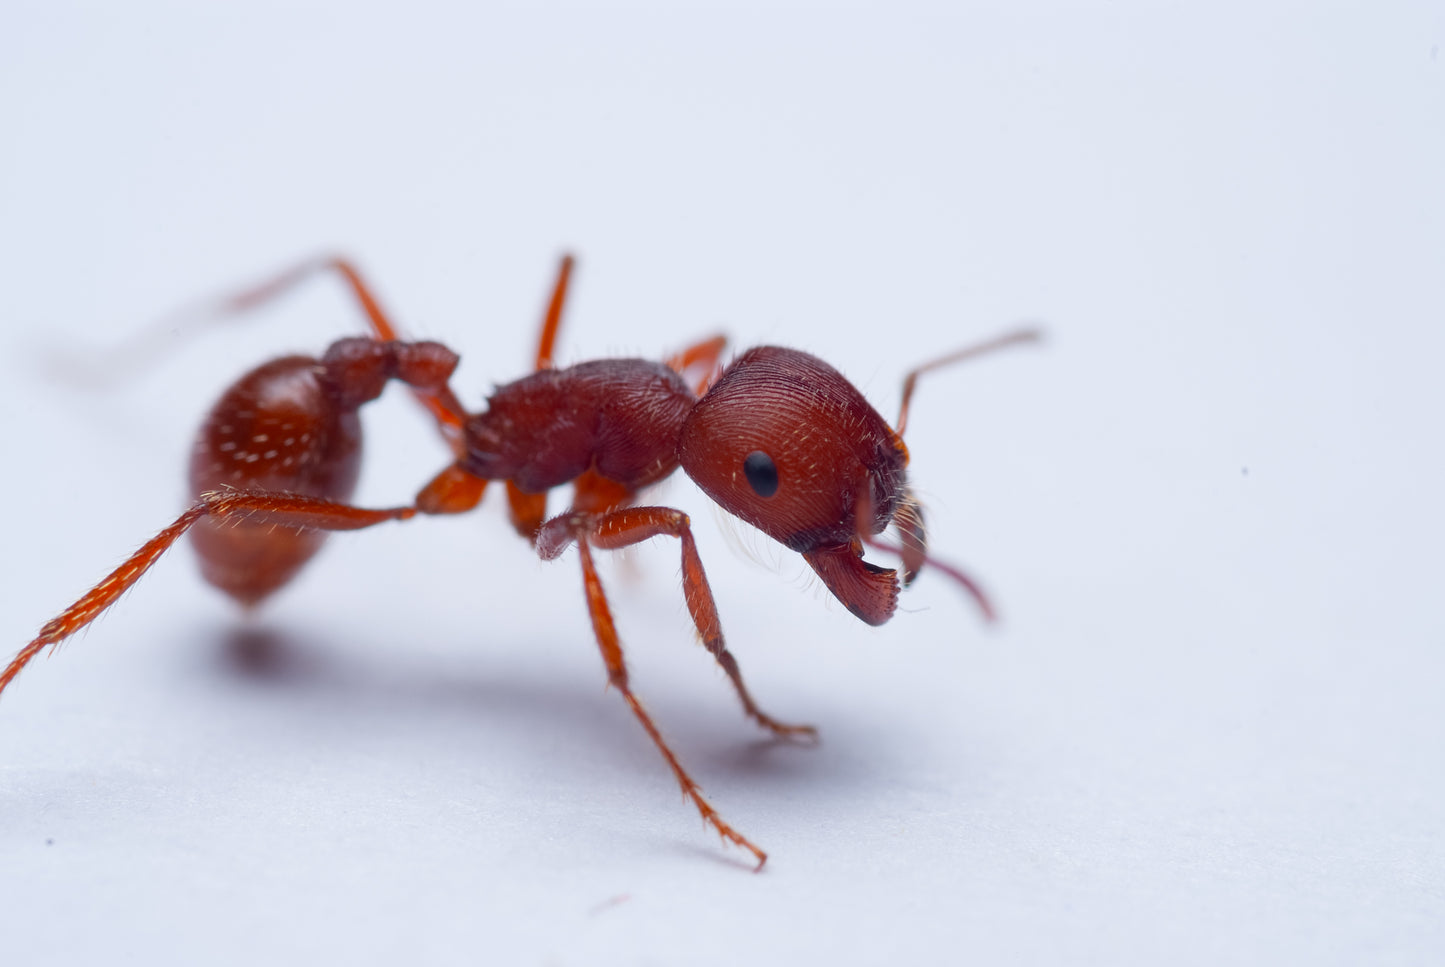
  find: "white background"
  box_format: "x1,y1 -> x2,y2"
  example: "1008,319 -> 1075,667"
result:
1,2 -> 1441,964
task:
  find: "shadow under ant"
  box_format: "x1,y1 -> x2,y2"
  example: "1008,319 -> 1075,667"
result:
222,624 -> 323,681
205,620 -> 882,795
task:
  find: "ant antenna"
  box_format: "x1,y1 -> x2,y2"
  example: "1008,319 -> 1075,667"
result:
895,327 -> 1042,436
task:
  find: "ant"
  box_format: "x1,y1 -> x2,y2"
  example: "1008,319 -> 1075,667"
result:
2,254 -> 1038,868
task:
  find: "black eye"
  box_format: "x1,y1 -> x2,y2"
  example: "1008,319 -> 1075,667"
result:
743,450 -> 779,497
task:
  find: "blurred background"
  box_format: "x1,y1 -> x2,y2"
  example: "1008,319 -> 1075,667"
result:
1,2 -> 1441,964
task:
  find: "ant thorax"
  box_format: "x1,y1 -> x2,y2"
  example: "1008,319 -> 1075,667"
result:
460,358 -> 696,494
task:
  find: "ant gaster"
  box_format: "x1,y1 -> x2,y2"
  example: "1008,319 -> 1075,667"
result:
2,255 -> 1038,868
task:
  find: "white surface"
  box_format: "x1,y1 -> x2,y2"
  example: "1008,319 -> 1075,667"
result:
1,2 -> 1442,964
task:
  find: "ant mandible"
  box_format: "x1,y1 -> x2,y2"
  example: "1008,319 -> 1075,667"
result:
2,254 -> 1038,868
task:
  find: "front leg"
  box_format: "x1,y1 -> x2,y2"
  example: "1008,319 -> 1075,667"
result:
563,534 -> 767,868
538,507 -> 816,741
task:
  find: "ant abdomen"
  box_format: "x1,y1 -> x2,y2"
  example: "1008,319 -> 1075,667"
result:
187,354 -> 364,604
187,337 -> 459,604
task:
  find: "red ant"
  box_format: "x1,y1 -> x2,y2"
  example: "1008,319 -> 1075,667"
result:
2,254 -> 1038,868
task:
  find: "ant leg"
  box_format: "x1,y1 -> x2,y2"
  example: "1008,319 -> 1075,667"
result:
505,482 -> 548,542
538,507 -> 816,741
222,256 -> 470,452
664,334 -> 728,396
530,254 -> 575,371
560,533 -> 767,868
94,256 -> 469,452
568,468 -> 634,517
417,464 -> 490,515
1,492 -> 416,698
414,467 -> 545,540
217,256 -> 406,340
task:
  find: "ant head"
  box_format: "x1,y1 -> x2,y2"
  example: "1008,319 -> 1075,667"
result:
677,346 -> 910,625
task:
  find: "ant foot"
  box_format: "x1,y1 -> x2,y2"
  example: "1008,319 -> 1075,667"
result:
752,715 -> 820,745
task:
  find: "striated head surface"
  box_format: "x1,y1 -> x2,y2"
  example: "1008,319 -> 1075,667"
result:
677,346 -> 910,624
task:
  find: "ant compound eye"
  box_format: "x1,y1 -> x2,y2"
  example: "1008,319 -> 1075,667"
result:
743,450 -> 779,498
